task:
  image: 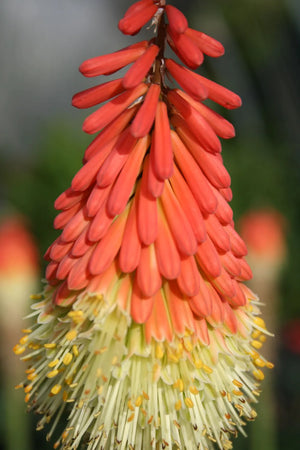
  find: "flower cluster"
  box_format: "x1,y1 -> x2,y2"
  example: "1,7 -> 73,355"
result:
14,1 -> 272,449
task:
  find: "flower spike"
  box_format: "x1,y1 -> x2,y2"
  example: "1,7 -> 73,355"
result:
15,2 -> 272,450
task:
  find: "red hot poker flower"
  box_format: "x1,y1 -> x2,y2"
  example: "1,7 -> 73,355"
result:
15,2 -> 272,449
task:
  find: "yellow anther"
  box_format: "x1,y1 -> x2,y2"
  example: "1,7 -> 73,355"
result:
254,358 -> 265,368
253,369 -> 265,381
22,328 -> 32,334
127,413 -> 135,422
175,400 -> 182,411
30,294 -> 42,300
44,343 -> 56,349
259,335 -> 267,343
203,364 -> 213,374
63,391 -> 68,402
24,385 -> 33,393
227,393 -> 232,403
97,386 -> 103,395
15,383 -> 24,390
68,310 -> 83,319
141,408 -> 147,417
193,359 -> 203,369
155,343 -> 164,359
48,359 -> 60,368
13,344 -> 25,355
53,440 -> 60,449
266,361 -> 274,369
232,390 -> 243,396
69,383 -> 78,389
63,353 -> 73,366
254,317 -> 266,329
189,386 -> 199,395
128,400 -> 135,411
65,330 -> 77,341
25,393 -> 31,403
183,337 -> 193,352
111,356 -> 118,365
232,379 -> 243,388
50,384 -> 62,395
147,415 -> 153,424
25,368 -> 35,374
173,379 -> 184,392
19,335 -> 28,345
135,396 -> 143,407
28,343 -> 40,350
143,391 -> 149,400
250,409 -> 258,418
72,345 -> 79,357
251,330 -> 261,339
96,368 -> 102,378
101,375 -> 108,382
47,369 -> 59,379
251,340 -> 263,350
27,372 -> 37,381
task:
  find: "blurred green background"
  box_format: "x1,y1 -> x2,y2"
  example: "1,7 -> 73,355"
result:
0,0 -> 299,449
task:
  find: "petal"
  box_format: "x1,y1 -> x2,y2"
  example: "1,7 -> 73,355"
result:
79,41 -> 148,77
53,202 -> 82,229
196,237 -> 221,278
54,188 -> 85,211
151,101 -> 174,180
165,5 -> 188,34
71,138 -> 117,191
83,83 -> 148,134
144,290 -> 173,342
188,276 -> 212,317
86,184 -> 112,218
84,106 -> 138,161
130,277 -> 155,324
204,213 -> 231,253
131,83 -> 161,138
170,130 -> 217,214
136,244 -> 162,297
177,255 -> 200,297
107,134 -> 150,216
137,158 -> 158,245
49,238 -> 73,262
160,180 -> 197,256
225,224 -> 248,257
123,44 -> 159,89
173,115 -> 231,189
71,226 -> 92,257
165,281 -> 195,335
72,78 -> 125,109
155,204 -> 181,280
168,90 -> 221,153
170,165 -> 206,243
96,129 -> 138,187
147,148 -> 165,197
167,26 -> 204,69
119,2 -> 158,35
185,28 -> 225,57
119,198 -> 141,273
188,72 -> 242,110
67,247 -> 94,290
88,204 -> 114,242
165,59 -> 208,100
61,207 -> 90,243
175,89 -> 235,139
89,205 -> 130,275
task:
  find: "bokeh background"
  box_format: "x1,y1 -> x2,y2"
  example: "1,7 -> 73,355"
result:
0,0 -> 299,449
